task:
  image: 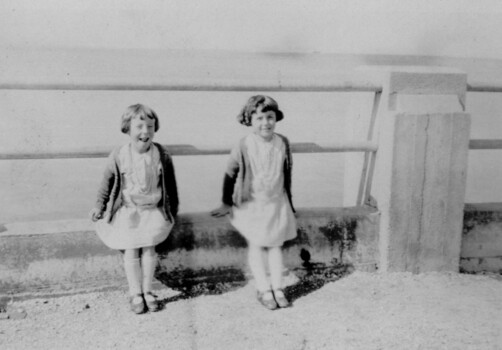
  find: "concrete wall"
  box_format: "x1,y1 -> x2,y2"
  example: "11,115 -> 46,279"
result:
1,203 -> 501,297
0,207 -> 379,297
461,203 -> 502,273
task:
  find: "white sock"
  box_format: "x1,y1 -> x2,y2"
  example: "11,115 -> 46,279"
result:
248,244 -> 270,292
123,256 -> 142,296
141,247 -> 157,294
268,247 -> 284,291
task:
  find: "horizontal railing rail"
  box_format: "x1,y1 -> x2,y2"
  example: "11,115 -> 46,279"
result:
1,139 -> 500,161
0,82 -> 382,92
0,142 -> 379,160
467,83 -> 502,93
2,80 -> 502,93
469,139 -> 502,150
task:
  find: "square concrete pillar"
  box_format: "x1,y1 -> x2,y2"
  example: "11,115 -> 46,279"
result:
378,112 -> 470,272
353,67 -> 471,272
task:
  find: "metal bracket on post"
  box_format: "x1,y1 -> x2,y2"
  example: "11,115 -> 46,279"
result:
357,91 -> 381,207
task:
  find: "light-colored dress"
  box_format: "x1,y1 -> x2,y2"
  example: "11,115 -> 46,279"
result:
230,133 -> 297,247
96,144 -> 174,250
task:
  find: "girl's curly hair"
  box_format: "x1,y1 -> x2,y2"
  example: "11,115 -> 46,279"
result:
236,95 -> 284,126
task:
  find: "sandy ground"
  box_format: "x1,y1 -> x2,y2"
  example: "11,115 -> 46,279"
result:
1,271 -> 501,350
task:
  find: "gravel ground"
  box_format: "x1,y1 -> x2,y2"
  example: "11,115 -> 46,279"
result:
1,271 -> 501,350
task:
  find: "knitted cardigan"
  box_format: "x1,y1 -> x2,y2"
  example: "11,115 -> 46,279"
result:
95,142 -> 179,223
221,133 -> 295,212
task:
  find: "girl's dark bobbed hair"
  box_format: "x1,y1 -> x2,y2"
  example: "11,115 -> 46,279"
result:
120,104 -> 160,134
236,95 -> 284,126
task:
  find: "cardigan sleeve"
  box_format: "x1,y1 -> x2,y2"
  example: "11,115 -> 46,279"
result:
95,150 -> 118,214
225,145 -> 240,177
222,173 -> 237,206
159,147 -> 179,217
221,143 -> 241,206
166,156 -> 179,217
281,135 -> 295,213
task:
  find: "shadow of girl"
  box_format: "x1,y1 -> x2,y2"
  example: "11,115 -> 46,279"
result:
284,264 -> 353,303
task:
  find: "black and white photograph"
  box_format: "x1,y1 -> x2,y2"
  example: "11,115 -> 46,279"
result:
1,1 -> 501,349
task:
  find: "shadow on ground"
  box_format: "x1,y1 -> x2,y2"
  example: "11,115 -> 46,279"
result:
155,267 -> 248,305
285,263 -> 353,303
154,263 -> 354,307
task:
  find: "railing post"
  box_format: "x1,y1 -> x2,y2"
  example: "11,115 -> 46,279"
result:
371,67 -> 470,273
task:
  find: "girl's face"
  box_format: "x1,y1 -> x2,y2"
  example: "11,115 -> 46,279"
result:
129,116 -> 155,153
251,108 -> 276,141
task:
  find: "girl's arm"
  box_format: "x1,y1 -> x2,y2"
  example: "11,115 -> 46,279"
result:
284,136 -> 295,213
210,172 -> 237,217
163,153 -> 179,217
90,151 -> 117,221
210,145 -> 240,217
210,203 -> 232,217
221,171 -> 238,206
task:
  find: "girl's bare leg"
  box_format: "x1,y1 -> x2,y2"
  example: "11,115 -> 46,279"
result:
141,246 -> 157,293
123,248 -> 142,296
141,246 -> 160,311
268,246 -> 290,307
268,246 -> 283,291
248,244 -> 270,292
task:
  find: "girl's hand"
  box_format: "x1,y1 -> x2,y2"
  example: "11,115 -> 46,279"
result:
89,208 -> 103,222
210,204 -> 232,217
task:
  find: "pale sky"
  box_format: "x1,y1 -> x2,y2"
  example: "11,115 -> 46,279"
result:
1,0 -> 502,58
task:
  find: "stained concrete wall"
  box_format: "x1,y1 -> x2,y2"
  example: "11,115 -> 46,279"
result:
0,207 -> 379,297
461,203 -> 502,273
1,203 -> 501,297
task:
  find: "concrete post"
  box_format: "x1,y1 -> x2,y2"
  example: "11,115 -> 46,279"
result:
372,67 -> 471,273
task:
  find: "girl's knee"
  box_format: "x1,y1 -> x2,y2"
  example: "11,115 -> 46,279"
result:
248,244 -> 261,252
269,246 -> 283,255
142,246 -> 157,257
124,248 -> 140,259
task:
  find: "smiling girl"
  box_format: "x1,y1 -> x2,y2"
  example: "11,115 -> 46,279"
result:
211,95 -> 297,310
90,104 -> 178,314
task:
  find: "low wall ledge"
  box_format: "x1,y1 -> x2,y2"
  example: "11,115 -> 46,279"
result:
0,206 -> 378,238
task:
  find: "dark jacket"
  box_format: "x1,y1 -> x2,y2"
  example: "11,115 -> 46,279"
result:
95,142 -> 179,223
222,133 -> 294,212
